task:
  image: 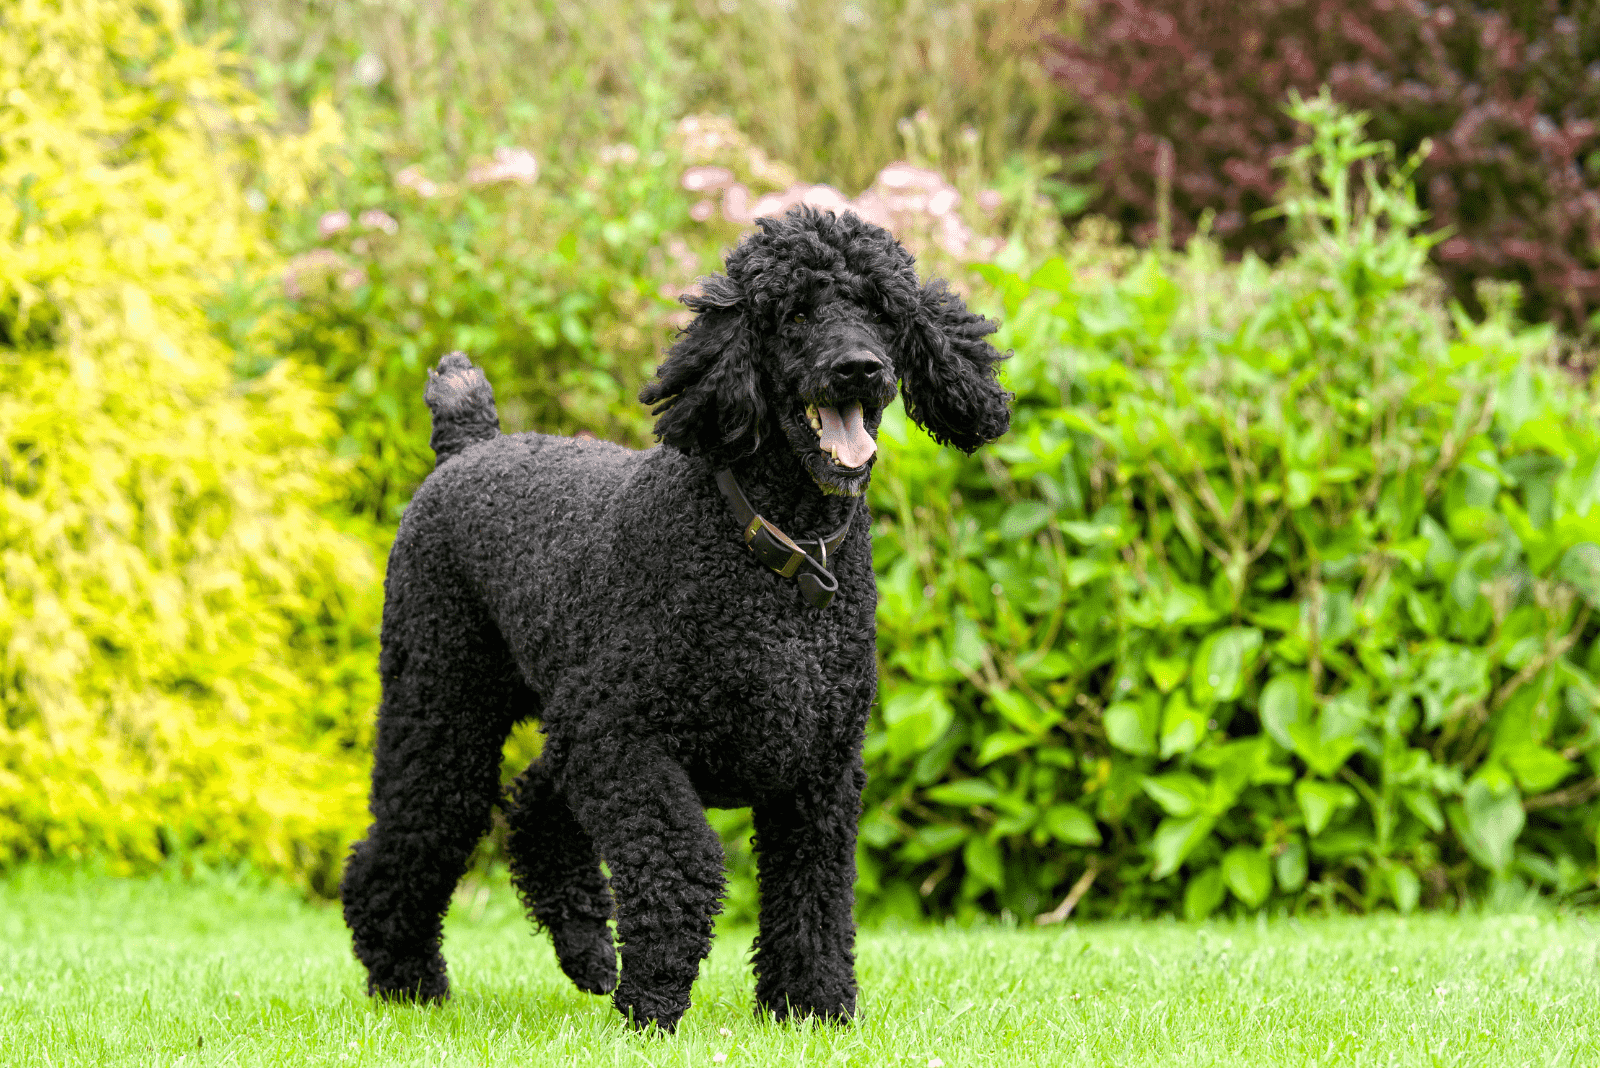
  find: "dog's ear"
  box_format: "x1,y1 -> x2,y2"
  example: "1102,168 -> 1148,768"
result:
639,274 -> 766,462
895,279 -> 1012,452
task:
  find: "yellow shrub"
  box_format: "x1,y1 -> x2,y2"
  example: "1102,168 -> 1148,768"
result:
0,0 -> 380,890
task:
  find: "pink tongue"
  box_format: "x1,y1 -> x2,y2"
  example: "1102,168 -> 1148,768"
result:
817,402 -> 876,469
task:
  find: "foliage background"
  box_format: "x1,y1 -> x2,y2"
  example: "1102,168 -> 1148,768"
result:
864,96 -> 1600,922
5,0 -> 1600,925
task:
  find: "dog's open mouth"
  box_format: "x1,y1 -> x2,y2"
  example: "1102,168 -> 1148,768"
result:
804,400 -> 876,470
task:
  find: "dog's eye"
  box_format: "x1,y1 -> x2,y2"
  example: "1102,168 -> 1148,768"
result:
792,313 -> 807,325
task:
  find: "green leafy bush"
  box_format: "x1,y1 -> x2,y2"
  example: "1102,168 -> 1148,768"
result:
862,94 -> 1600,922
0,0 -> 380,892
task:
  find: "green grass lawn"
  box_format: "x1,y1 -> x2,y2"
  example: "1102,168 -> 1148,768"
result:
1,867 -> 1596,1067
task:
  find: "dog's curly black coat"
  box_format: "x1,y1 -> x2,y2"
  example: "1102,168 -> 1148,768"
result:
340,206 -> 1012,1031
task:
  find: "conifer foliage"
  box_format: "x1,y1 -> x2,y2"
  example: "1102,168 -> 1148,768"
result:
0,0 -> 379,889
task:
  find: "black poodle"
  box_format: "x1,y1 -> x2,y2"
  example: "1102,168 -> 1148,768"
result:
340,206 -> 1011,1031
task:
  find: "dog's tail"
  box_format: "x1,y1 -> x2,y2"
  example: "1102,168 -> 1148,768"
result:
425,352 -> 501,465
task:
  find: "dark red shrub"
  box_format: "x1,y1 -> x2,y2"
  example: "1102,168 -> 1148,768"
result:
1045,0 -> 1600,329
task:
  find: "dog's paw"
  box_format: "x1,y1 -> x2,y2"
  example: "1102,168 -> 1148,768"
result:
552,924 -> 618,995
368,976 -> 450,1005
613,981 -> 689,1033
365,954 -> 450,1005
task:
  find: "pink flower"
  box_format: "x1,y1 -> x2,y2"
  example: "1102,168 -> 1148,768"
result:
876,162 -> 945,192
682,166 -> 735,193
395,166 -> 440,198
359,209 -> 399,235
467,146 -> 538,186
721,184 -> 752,224
690,199 -> 715,222
318,210 -> 351,237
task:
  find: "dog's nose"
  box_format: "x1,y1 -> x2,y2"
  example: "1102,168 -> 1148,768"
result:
830,349 -> 883,390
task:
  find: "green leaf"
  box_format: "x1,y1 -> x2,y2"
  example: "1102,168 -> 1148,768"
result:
1400,789 -> 1445,833
1295,780 -> 1357,836
1065,558 -> 1109,587
1144,651 -> 1189,694
1000,500 -> 1054,541
1500,742 -> 1574,795
950,609 -> 986,672
1419,515 -> 1458,578
1027,257 -> 1074,295
899,823 -> 967,862
913,721 -> 968,785
1275,838 -> 1308,892
1183,865 -> 1226,920
1287,721 -> 1362,777
1258,672 -> 1309,750
882,686 -> 954,760
893,639 -> 958,683
1222,846 -> 1272,909
988,687 -> 1058,735
1287,469 -> 1317,508
1449,779 -> 1525,873
1141,773 -> 1208,817
963,835 -> 1004,890
1415,644 -> 1491,729
1190,627 -> 1263,704
1162,582 -> 1222,626
1388,865 -> 1421,914
1150,814 -> 1215,879
1043,804 -> 1101,846
925,780 -> 1001,807
1557,543 -> 1600,607
1104,698 -> 1157,756
1310,828 -> 1375,859
975,731 -> 1034,766
1246,600 -> 1301,635
1405,590 -> 1440,635
1196,736 -> 1292,790
1060,519 -> 1123,544
1160,689 -> 1208,758
1019,649 -> 1074,681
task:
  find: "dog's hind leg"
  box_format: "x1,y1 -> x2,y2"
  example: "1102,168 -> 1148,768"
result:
505,757 -> 618,995
340,580 -> 519,1004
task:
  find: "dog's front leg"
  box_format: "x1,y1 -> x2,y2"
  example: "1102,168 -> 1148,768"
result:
750,758 -> 863,1022
566,741 -> 725,1032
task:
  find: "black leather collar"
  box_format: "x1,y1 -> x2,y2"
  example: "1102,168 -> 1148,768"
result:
715,468 -> 855,609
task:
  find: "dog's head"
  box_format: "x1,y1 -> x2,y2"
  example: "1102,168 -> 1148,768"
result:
639,206 -> 1012,495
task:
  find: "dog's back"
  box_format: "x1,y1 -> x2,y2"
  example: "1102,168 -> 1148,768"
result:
397,414 -> 644,685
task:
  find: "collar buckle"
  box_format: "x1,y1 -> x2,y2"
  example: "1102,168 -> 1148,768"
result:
717,468 -> 854,608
